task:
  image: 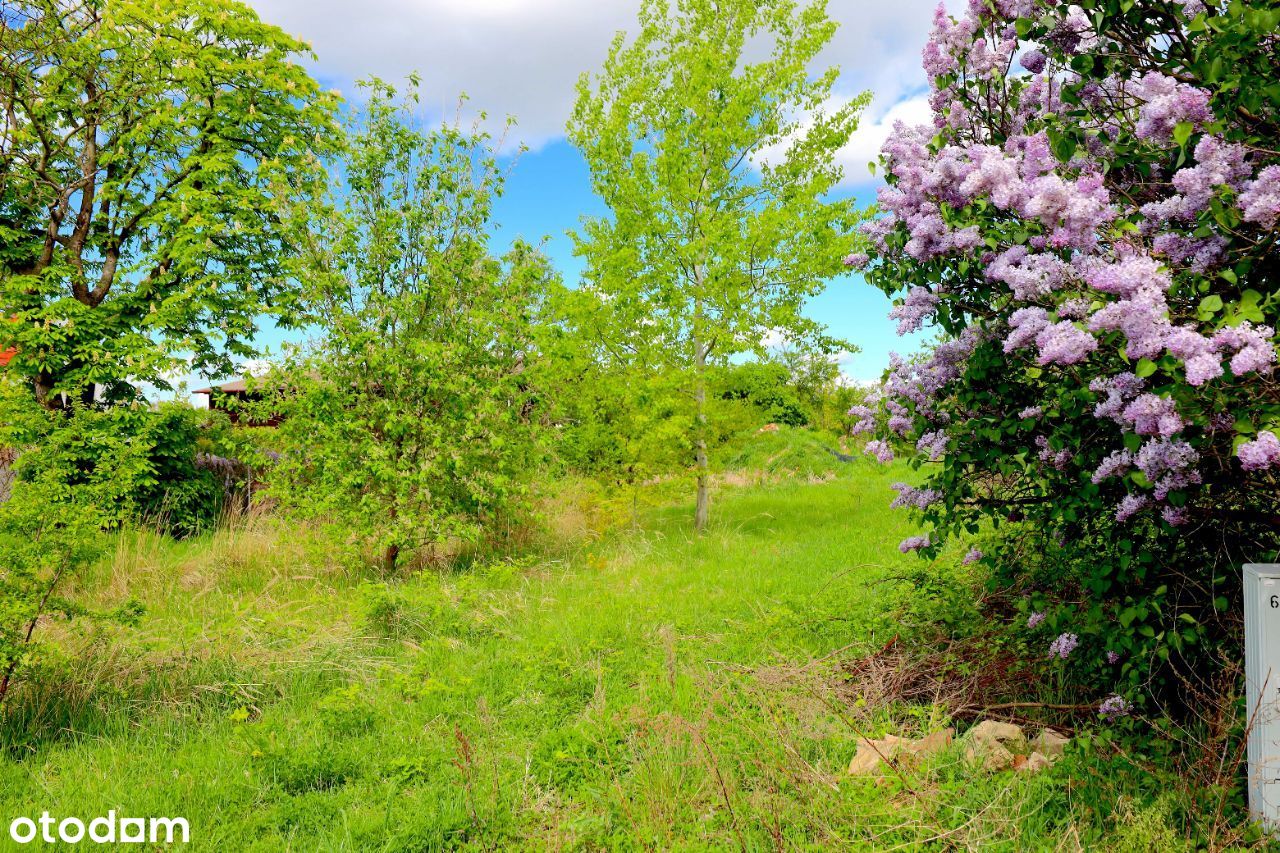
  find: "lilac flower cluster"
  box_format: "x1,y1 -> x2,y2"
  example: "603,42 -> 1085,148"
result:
899,535 -> 931,553
1115,494 -> 1148,522
848,404 -> 877,436
1027,611 -> 1045,629
1048,632 -> 1079,659
1035,436 -> 1072,470
986,247 -> 1071,301
889,286 -> 940,335
848,0 -> 1280,561
1131,73 -> 1213,142
916,430 -> 949,461
890,482 -> 943,510
1239,431 -> 1280,472
1239,165 -> 1280,229
962,547 -> 983,565
865,439 -> 895,464
1098,695 -> 1131,720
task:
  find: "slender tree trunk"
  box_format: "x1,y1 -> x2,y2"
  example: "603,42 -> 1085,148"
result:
693,334 -> 710,532
383,542 -> 400,576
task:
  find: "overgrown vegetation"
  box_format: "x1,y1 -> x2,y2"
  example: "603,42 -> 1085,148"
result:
1,0 -> 1277,845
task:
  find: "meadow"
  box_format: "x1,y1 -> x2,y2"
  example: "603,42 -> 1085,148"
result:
0,433 -> 1193,850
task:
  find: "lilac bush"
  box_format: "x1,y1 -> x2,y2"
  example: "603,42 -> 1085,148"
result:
854,0 -> 1280,710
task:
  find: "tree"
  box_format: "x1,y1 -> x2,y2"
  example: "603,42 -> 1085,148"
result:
0,0 -> 338,407
567,0 -> 865,530
851,0 -> 1280,711
266,81 -> 556,575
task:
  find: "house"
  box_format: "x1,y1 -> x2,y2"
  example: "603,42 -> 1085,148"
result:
193,378 -> 281,427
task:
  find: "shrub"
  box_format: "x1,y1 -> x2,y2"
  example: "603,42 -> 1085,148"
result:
5,397 -> 226,537
850,0 -> 1280,715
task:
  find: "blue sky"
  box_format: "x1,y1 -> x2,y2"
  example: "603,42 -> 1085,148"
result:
216,0 -> 957,394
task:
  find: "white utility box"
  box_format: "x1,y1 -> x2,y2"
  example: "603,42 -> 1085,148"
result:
1245,563 -> 1280,828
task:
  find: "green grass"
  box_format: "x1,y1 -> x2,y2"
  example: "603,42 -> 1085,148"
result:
0,450 -> 1191,850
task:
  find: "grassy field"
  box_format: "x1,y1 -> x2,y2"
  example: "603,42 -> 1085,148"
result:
0,442 -> 1190,850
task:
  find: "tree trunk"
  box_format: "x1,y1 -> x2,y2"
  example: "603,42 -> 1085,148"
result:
383,542 -> 400,575
693,336 -> 710,532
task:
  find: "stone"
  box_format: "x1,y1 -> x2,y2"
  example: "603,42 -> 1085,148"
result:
847,734 -> 907,775
906,728 -> 954,757
966,720 -> 1025,746
1018,751 -> 1053,773
1029,728 -> 1069,759
964,739 -> 1015,771
961,720 -> 1025,771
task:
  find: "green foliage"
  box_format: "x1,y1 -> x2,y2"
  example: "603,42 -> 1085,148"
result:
0,472 -> 112,710
264,80 -> 557,573
3,390 -> 226,536
567,0 -> 866,527
0,0 -> 339,404
714,362 -> 810,427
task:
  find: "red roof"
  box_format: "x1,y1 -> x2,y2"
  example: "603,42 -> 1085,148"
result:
0,347 -> 14,368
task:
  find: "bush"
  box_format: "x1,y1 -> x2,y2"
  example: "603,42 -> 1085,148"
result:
7,400 -> 226,537
850,0 -> 1280,717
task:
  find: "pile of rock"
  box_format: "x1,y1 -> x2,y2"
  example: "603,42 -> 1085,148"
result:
847,720 -> 1069,776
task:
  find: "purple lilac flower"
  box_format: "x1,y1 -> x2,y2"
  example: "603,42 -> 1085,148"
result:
848,404 -> 877,436
865,440 -> 895,464
1018,406 -> 1043,420
1035,435 -> 1072,470
1098,694 -> 1131,720
962,547 -> 983,565
1134,440 -> 1200,498
1035,320 -> 1098,366
917,430 -> 949,461
1162,506 -> 1190,526
986,247 -> 1072,301
1080,255 -> 1170,299
1132,72 -> 1213,142
890,482 -> 943,510
899,535 -> 931,554
1048,632 -> 1079,659
1088,288 -> 1172,361
1213,322 -> 1276,377
889,287 -> 940,336
1005,307 -> 1050,353
1121,394 -> 1183,438
1239,431 -> 1280,472
843,252 -> 871,269
1027,611 -> 1046,629
1092,450 -> 1133,484
1105,651 -> 1121,665
1115,494 -> 1149,522
1239,165 -> 1280,229
1056,297 -> 1092,320
1090,373 -> 1145,423
1019,48 -> 1046,74
1164,325 -> 1223,386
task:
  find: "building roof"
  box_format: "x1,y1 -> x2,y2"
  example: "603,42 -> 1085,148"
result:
193,379 -> 251,395
0,347 -> 14,368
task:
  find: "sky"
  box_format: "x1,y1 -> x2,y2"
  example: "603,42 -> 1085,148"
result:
204,0 -> 955,396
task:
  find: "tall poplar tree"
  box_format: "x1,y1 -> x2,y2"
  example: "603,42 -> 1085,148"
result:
568,0 -> 865,530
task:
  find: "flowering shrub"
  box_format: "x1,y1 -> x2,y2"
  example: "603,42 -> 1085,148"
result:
853,0 -> 1280,712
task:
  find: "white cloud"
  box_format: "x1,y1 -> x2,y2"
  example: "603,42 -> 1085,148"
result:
243,0 -> 955,150
834,94 -> 933,186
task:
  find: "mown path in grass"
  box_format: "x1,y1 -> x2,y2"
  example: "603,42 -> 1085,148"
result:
1,462 -> 1071,850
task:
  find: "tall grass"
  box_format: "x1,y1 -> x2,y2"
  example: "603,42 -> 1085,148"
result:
0,445 -> 1212,848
